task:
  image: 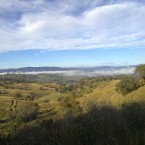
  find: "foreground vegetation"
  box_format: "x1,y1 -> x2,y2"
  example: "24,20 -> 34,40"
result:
0,64 -> 145,145
1,102 -> 145,145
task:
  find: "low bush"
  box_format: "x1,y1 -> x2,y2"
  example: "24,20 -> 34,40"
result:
116,76 -> 143,95
58,95 -> 82,115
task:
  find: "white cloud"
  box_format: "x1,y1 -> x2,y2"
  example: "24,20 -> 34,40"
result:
0,0 -> 145,52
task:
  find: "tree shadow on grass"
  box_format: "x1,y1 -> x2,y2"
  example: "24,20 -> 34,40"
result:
1,102 -> 145,145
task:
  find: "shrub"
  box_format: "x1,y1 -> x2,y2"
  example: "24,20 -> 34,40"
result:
10,103 -> 39,122
116,76 -> 143,95
58,95 -> 82,115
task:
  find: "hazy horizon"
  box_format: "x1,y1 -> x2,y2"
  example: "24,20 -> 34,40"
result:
0,63 -> 137,69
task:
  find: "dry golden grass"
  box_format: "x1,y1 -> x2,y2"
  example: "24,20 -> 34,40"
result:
78,80 -> 121,108
1,79 -> 145,145
0,80 -> 145,116
78,80 -> 145,110
122,85 -> 145,104
0,82 -> 60,114
0,95 -> 13,110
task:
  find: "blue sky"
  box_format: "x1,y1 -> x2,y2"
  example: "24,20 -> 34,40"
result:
0,48 -> 145,68
0,0 -> 145,68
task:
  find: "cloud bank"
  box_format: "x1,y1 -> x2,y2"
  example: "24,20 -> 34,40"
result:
0,0 -> 145,52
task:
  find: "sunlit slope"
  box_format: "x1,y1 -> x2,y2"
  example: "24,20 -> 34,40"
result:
80,80 -> 145,108
0,80 -> 145,112
122,84 -> 145,104
0,82 -> 60,111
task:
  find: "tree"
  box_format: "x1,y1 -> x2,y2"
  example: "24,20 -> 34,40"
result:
135,64 -> 145,80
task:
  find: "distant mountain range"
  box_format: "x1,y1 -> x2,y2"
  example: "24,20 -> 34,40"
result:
0,66 -> 136,76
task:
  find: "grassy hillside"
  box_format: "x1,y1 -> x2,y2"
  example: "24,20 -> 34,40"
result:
78,80 -> 145,109
1,79 -> 145,115
0,77 -> 145,145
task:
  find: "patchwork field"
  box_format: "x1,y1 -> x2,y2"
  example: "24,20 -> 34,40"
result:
1,78 -> 145,115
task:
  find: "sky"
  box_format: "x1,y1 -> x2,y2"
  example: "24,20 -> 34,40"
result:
0,0 -> 145,68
